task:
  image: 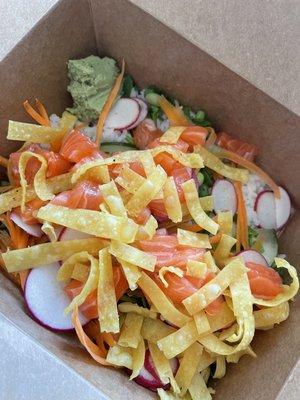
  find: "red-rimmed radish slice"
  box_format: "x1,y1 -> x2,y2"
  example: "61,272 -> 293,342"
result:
127,98 -> 148,130
212,179 -> 237,213
237,249 -> 268,267
275,187 -> 291,229
10,212 -> 42,237
58,228 -> 93,241
254,190 -> 276,229
24,263 -> 89,332
105,98 -> 140,130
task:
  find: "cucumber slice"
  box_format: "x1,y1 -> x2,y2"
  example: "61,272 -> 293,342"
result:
101,142 -> 137,154
252,229 -> 278,265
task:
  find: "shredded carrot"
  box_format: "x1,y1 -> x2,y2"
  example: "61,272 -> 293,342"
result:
234,182 -> 249,250
159,96 -> 190,126
23,100 -> 50,126
209,232 -> 222,244
0,155 -> 8,168
215,147 -> 280,198
72,308 -> 110,365
96,59 -> 125,146
34,98 -> 50,126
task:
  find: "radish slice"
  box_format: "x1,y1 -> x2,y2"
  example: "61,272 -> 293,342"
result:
212,179 -> 237,213
25,263 -> 89,332
237,249 -> 268,266
127,98 -> 148,130
105,98 -> 140,130
275,187 -> 291,229
254,190 -> 277,229
10,212 -> 42,237
58,228 -> 93,241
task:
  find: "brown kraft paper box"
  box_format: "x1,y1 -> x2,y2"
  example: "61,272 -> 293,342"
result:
0,0 -> 299,399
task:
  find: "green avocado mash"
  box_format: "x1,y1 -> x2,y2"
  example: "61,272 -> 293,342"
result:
67,55 -> 119,122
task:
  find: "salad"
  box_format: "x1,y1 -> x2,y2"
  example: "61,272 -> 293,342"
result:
0,55 -> 298,400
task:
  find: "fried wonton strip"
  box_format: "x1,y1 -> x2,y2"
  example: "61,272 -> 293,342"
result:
175,342 -> 203,394
41,221 -> 58,242
110,241 -> 156,271
101,180 -> 127,218
0,173 -> 73,215
115,167 -> 145,194
3,238 -> 105,272
57,251 -> 93,281
126,165 -> 167,217
139,150 -> 156,176
197,351 -> 215,372
182,180 -> 219,235
135,215 -> 158,241
193,311 -> 211,335
213,234 -> 237,266
252,258 -> 299,306
217,211 -> 233,235
138,272 -> 190,327
159,126 -> 186,144
163,177 -> 183,223
199,196 -> 214,212
118,313 -> 144,348
130,338 -> 146,379
141,317 -> 176,342
148,342 -> 180,392
72,263 -> 90,282
151,146 -> 203,169
98,248 -> 119,333
186,261 -> 207,279
72,308 -> 110,365
157,321 -> 199,359
19,152 -> 54,210
7,121 -> 64,143
226,346 -> 256,363
183,258 -> 246,315
106,345 -> 132,368
195,146 -> 248,183
188,373 -> 212,400
159,266 -> 184,287
254,302 -> 289,329
206,302 -> 235,332
213,356 -> 226,379
37,204 -> 138,243
118,303 -> 157,319
177,229 -> 211,249
204,251 -> 219,273
117,259 -> 141,290
64,254 -> 98,314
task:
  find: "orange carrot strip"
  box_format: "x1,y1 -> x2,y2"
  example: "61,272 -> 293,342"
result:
35,98 -> 50,126
0,155 -> 8,168
23,100 -> 48,126
72,308 -> 110,365
209,232 -> 222,245
96,60 -> 125,146
234,182 -> 249,250
19,271 -> 29,291
159,96 -> 190,126
216,148 -> 280,198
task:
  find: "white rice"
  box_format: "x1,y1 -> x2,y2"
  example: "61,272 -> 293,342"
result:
49,113 -> 61,128
242,173 -> 267,226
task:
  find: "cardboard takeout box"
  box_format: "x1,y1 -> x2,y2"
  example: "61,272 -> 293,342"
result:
0,0 -> 299,398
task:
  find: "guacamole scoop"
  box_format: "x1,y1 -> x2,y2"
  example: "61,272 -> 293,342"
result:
67,55 -> 119,122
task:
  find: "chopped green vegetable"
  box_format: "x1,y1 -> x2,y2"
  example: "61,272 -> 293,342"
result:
202,167 -> 214,187
271,263 -> 293,285
198,183 -> 210,197
248,226 -> 259,247
145,92 -> 161,106
122,75 -> 134,97
148,105 -> 163,122
197,172 -> 204,186
119,291 -> 148,308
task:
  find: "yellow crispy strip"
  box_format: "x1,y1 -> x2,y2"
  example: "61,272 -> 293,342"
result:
3,238 -> 105,272
175,342 -> 203,394
199,196 -> 214,212
204,251 -> 219,273
182,180 -> 219,235
197,351 -> 215,372
117,258 -> 141,290
139,150 -> 156,176
130,338 -> 145,380
0,172 -> 72,215
64,254 -> 98,314
135,215 -> 158,241
213,234 -> 236,266
253,258 -> 299,306
110,241 -> 156,271
213,356 -> 226,379
193,311 -> 211,335
106,345 -> 132,368
7,120 -> 63,143
159,126 -> 186,144
138,272 -> 190,327
101,180 -> 127,217
159,266 -> 184,287
188,372 -> 212,400
126,165 -> 167,217
183,258 -> 246,315
19,152 -> 54,210
206,302 -> 235,332
37,204 -> 138,243
196,146 -> 249,183
187,261 -> 207,279
114,165 -> 145,194
41,221 -> 58,242
226,346 -> 256,363
118,303 -> 157,319
177,229 -> 211,249
148,342 -> 179,392
118,313 -> 144,348
72,263 -> 90,282
151,146 -> 203,169
254,302 -> 289,329
163,177 -> 183,223
57,251 -> 92,281
141,318 -> 176,342
217,211 -> 233,235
